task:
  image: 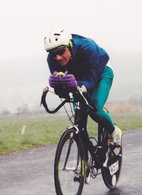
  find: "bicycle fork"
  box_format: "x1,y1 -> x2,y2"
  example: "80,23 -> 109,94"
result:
62,132 -> 74,171
62,127 -> 83,182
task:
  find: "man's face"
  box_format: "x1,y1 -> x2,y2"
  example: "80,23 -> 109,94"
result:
50,47 -> 72,66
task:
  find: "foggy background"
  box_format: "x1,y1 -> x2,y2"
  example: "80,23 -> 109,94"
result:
0,0 -> 142,114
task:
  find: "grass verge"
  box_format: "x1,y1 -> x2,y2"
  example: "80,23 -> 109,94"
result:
0,112 -> 142,155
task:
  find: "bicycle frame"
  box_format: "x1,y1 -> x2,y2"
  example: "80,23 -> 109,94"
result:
41,87 -> 122,192
41,87 -> 106,168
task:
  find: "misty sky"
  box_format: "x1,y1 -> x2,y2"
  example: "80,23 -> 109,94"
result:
0,0 -> 142,60
0,0 -> 142,113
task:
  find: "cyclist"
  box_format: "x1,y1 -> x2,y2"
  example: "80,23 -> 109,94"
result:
43,27 -> 122,146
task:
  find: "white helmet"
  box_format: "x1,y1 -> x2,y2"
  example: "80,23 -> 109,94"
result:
44,28 -> 72,52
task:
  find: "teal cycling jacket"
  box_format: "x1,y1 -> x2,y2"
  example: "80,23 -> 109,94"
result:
47,34 -> 109,89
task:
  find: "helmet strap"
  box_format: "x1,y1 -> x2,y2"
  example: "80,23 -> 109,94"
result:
68,40 -> 73,54
69,40 -> 73,47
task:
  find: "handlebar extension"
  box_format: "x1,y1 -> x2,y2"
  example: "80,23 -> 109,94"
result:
40,87 -> 68,114
40,86 -> 97,114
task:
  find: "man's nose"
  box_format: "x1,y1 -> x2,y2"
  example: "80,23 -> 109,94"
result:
54,55 -> 62,60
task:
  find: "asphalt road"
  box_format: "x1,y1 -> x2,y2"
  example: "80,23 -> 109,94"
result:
0,128 -> 142,195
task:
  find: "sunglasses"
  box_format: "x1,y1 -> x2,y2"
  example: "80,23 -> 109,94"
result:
50,47 -> 66,57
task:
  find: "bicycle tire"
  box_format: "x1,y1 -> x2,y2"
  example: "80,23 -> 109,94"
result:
54,128 -> 85,195
101,135 -> 122,189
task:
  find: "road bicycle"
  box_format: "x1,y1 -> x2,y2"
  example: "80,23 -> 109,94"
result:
41,87 -> 122,195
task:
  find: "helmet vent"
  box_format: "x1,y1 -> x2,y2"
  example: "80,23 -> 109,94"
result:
54,33 -> 60,36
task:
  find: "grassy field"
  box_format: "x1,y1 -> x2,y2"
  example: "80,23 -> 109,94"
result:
0,112 -> 142,155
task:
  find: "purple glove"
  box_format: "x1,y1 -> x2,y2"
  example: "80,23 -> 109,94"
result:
49,72 -> 62,88
60,74 -> 77,88
49,72 -> 77,89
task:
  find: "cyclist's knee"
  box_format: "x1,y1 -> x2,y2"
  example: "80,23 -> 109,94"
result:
89,109 -> 103,122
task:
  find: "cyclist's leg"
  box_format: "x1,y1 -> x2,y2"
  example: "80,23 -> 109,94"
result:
89,66 -> 115,135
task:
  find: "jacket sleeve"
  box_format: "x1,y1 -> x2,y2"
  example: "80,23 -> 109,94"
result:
75,38 -> 109,89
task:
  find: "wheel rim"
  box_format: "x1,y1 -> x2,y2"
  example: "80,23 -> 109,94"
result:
54,130 -> 85,195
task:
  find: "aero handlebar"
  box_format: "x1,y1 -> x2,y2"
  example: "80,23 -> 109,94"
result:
40,87 -> 97,114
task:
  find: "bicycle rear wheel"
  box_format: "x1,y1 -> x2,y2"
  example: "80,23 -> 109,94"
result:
54,128 -> 85,195
101,136 -> 122,189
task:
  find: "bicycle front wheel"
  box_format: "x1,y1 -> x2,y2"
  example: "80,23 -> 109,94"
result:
54,128 -> 85,195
